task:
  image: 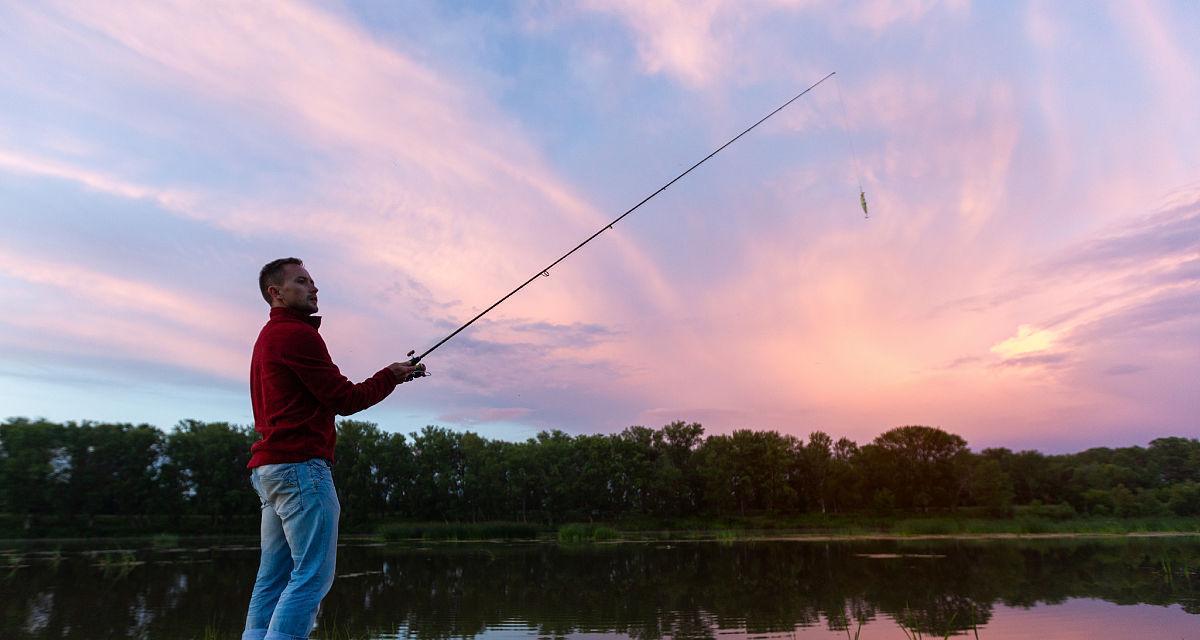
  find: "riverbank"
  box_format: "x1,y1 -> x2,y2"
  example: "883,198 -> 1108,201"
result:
373,513 -> 1200,543
6,510 -> 1199,543
5,526 -> 1199,549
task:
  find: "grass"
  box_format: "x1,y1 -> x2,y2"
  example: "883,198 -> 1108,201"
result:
8,510 -> 1197,545
0,513 -> 259,539
896,608 -> 959,640
94,550 -> 144,578
2,551 -> 28,579
151,532 -> 181,548
41,547 -> 65,570
906,515 -> 1200,536
371,513 -> 1200,545
557,523 -> 619,543
376,521 -> 542,542
715,529 -> 741,544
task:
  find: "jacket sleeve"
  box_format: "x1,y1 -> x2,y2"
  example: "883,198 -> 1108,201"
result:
281,326 -> 398,415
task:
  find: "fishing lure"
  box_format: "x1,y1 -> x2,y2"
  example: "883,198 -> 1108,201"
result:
836,74 -> 869,220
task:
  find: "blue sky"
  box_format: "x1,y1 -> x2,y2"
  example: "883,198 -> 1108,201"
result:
1,1 -> 1197,451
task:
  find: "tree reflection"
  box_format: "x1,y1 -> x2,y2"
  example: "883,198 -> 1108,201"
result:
1,538 -> 1197,639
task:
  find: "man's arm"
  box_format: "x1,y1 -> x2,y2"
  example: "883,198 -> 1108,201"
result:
282,327 -> 400,416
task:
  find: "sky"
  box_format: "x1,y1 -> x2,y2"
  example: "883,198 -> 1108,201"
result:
0,1 -> 1197,453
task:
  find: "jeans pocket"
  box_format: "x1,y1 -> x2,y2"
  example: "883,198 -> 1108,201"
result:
306,459 -> 331,492
256,464 -> 304,519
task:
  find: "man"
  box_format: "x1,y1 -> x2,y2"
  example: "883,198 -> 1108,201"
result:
243,257 -> 424,640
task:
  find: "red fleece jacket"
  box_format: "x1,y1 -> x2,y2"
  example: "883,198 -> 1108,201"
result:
248,306 -> 397,467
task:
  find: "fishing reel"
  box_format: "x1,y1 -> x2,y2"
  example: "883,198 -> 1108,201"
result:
406,350 -> 429,380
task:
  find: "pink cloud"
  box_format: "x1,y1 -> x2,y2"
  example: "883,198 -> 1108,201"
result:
2,1 -> 686,395
579,0 -> 731,88
102,1 -> 669,315
0,149 -> 193,212
569,0 -> 966,89
0,247 -> 254,343
847,0 -> 952,34
3,1 -> 1196,448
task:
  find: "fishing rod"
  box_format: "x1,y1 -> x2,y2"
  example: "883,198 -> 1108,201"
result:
406,71 -> 838,378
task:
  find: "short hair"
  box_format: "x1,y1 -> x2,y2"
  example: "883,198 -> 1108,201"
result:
259,257 -> 304,304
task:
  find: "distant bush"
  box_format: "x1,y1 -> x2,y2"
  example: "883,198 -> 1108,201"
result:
715,529 -> 739,543
557,523 -> 619,543
1016,518 -> 1054,534
151,533 -> 181,548
377,521 -> 541,542
1166,482 -> 1200,516
1014,503 -> 1076,520
895,518 -> 958,535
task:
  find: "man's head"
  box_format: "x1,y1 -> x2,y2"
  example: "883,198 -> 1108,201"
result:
259,257 -> 319,314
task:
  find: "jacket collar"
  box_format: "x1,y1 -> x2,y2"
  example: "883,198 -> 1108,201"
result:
270,305 -> 322,329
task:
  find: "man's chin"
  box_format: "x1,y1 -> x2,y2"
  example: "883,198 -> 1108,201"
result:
288,301 -> 318,315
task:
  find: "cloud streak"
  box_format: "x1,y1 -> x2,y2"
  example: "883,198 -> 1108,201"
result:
0,1 -> 1196,450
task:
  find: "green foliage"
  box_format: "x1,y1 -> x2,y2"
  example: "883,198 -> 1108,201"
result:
0,418 -> 67,516
863,426 -> 969,511
714,529 -> 739,544
1015,502 -> 1077,520
162,420 -> 258,522
1166,482 -> 1200,516
377,521 -> 541,541
2,417 -> 1199,537
557,523 -> 619,543
895,518 -> 959,535
151,533 -> 180,548
334,420 -> 393,523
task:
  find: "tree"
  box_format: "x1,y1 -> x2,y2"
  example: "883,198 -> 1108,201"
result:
60,422 -> 164,519
1147,437 -> 1200,485
0,418 -> 67,521
962,457 -> 1014,515
163,420 -> 257,522
335,420 -> 392,523
408,425 -> 464,520
658,421 -> 705,514
697,430 -> 798,515
829,437 -> 863,511
867,426 -> 969,511
801,431 -> 834,513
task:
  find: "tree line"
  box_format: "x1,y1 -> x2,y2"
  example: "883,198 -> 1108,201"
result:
2,417 -> 1198,529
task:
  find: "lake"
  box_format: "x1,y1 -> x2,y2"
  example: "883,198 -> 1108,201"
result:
2,535 -> 1198,639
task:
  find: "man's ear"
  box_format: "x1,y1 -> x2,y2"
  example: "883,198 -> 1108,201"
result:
267,284 -> 281,301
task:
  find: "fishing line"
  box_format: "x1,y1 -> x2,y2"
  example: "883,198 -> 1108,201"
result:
406,71 -> 838,375
833,73 -> 868,219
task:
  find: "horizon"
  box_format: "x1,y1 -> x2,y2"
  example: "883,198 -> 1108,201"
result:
1,1 -> 1197,453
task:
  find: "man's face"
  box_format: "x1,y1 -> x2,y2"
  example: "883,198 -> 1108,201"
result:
270,263 -> 319,314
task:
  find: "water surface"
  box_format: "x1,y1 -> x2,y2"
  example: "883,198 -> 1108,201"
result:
2,535 -> 1198,639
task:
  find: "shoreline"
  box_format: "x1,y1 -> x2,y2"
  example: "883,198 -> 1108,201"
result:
7,529 -> 1199,547
696,530 -> 1200,543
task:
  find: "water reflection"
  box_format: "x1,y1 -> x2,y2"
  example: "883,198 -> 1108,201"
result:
2,536 -> 1198,639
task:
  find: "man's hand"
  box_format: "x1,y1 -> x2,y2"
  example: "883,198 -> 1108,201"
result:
388,361 -> 427,383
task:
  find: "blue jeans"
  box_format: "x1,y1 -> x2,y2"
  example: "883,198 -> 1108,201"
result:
243,459 -> 340,640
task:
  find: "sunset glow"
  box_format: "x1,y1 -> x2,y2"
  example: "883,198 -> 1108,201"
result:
1,1 -> 1196,451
